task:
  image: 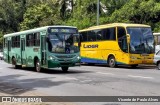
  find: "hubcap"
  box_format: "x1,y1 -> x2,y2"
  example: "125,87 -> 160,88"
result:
110,58 -> 115,66
36,62 -> 40,72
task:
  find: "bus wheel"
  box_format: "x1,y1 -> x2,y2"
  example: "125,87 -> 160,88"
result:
61,67 -> 69,72
35,60 -> 41,72
131,64 -> 138,68
108,56 -> 117,68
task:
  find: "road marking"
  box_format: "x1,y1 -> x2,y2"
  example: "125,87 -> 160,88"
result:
80,80 -> 92,82
128,75 -> 154,79
65,77 -> 78,80
96,72 -> 115,75
0,68 -> 3,69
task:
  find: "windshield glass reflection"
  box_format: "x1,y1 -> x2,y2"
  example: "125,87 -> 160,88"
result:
127,27 -> 154,54
48,34 -> 79,54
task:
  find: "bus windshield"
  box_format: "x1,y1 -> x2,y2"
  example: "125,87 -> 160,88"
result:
127,27 -> 154,54
48,33 -> 79,54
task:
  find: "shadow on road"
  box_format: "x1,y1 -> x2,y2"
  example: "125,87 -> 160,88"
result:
0,74 -> 67,95
81,64 -> 156,70
8,66 -> 92,74
40,68 -> 92,74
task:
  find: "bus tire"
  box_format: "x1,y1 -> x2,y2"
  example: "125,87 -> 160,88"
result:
61,67 -> 69,72
35,60 -> 41,72
108,56 -> 117,68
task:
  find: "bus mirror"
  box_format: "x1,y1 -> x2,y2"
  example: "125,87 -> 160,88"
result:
126,34 -> 130,44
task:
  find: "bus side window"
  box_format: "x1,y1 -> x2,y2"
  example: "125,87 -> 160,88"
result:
80,32 -> 87,42
17,36 -> 20,48
102,28 -> 116,40
109,28 -> 116,40
26,34 -> 34,46
95,30 -> 103,41
117,27 -> 126,38
12,37 -> 15,48
3,38 -> 6,48
88,31 -> 96,41
34,33 -> 40,46
5,38 -> 7,48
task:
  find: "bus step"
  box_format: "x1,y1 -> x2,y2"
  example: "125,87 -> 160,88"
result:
22,65 -> 26,68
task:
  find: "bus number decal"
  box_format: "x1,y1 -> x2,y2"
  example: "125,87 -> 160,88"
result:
83,44 -> 98,48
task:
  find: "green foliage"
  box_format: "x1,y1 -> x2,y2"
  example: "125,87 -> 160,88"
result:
20,4 -> 54,30
0,0 -> 160,45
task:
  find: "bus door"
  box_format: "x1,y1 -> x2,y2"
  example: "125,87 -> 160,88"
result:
21,38 -> 25,65
41,36 -> 46,65
117,27 -> 128,61
7,40 -> 11,63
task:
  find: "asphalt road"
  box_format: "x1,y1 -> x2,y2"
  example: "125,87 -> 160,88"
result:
0,60 -> 160,105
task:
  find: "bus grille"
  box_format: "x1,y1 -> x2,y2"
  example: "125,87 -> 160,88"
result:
58,58 -> 72,62
55,55 -> 76,59
60,63 -> 72,65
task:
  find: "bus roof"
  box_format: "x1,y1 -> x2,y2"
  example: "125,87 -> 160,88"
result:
4,25 -> 77,38
79,23 -> 150,32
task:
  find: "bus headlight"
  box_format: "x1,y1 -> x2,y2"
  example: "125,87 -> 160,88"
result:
49,56 -> 54,60
77,56 -> 81,60
73,56 -> 81,61
49,56 -> 57,61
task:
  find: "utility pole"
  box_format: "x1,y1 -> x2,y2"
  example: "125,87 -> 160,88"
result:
97,0 -> 100,25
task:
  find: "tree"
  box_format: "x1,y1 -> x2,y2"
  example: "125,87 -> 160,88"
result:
20,4 -> 54,30
107,0 -> 160,32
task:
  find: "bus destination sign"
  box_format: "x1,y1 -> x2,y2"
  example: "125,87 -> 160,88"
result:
49,28 -> 77,33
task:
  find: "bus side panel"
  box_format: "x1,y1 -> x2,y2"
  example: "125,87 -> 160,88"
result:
81,41 -> 130,65
80,41 -> 118,64
10,48 -> 21,65
81,42 -> 101,64
25,47 -> 41,67
101,41 -> 130,65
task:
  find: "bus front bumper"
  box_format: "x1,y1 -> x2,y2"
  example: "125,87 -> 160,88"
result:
48,60 -> 81,68
129,59 -> 153,64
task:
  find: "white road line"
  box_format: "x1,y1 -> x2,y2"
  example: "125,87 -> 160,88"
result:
128,75 -> 154,79
96,72 -> 115,75
65,77 -> 78,80
80,80 -> 92,82
0,68 -> 3,69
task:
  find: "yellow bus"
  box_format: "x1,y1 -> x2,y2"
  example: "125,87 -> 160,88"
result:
79,23 -> 155,68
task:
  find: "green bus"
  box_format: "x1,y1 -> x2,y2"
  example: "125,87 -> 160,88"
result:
3,26 -> 81,72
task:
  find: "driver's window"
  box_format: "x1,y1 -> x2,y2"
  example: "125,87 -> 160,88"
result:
65,35 -> 73,46
117,27 -> 128,52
